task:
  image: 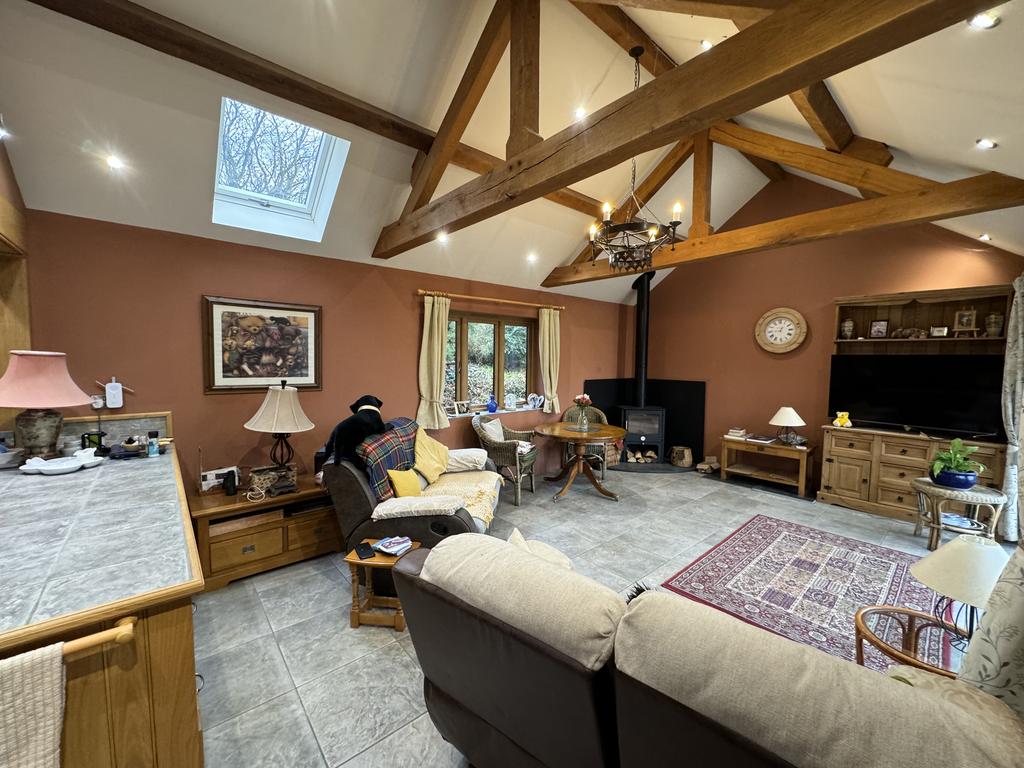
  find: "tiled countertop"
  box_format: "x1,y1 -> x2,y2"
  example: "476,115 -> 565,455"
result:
0,451 -> 200,639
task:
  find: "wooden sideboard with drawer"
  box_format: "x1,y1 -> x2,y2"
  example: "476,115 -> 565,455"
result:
817,425 -> 1005,521
189,475 -> 341,591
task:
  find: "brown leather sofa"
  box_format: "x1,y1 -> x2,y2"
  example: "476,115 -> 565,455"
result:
395,535 -> 1024,768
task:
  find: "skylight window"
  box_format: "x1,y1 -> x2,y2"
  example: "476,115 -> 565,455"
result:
212,98 -> 349,242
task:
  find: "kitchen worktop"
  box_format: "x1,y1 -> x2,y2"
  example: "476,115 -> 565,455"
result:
0,449 -> 203,649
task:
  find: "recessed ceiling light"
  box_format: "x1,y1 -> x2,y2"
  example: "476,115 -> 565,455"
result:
979,233 -> 992,241
574,106 -> 587,121
106,154 -> 125,170
527,252 -> 538,263
976,138 -> 998,150
436,232 -> 448,244
700,39 -> 713,51
968,12 -> 1000,29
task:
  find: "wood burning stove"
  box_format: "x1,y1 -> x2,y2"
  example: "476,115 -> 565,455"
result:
617,405 -> 665,461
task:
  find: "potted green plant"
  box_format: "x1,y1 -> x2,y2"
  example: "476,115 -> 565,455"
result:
930,438 -> 986,490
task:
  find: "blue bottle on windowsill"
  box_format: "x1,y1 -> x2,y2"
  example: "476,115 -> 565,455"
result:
486,394 -> 499,413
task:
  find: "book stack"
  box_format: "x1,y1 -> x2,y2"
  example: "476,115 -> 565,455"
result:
727,428 -> 748,439
372,536 -> 413,556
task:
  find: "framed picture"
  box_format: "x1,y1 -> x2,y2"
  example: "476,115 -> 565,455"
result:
930,326 -> 949,337
954,309 -> 977,332
869,320 -> 889,338
203,296 -> 322,393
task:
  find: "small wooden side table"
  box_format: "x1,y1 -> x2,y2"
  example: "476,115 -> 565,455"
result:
910,477 -> 1007,551
535,422 -> 626,501
721,437 -> 815,497
343,539 -> 421,632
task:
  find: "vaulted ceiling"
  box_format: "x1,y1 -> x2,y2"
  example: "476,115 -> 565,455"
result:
1,0 -> 1021,304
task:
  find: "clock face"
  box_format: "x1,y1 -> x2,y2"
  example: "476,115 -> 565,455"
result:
755,308 -> 807,354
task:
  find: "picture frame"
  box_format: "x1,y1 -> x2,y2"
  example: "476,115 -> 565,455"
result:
929,326 -> 949,338
203,296 -> 322,393
869,320 -> 889,338
954,309 -> 977,332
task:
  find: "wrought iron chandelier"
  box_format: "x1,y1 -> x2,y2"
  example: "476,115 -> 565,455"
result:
589,46 -> 683,273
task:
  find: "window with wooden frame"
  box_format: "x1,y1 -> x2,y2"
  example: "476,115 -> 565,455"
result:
444,312 -> 535,410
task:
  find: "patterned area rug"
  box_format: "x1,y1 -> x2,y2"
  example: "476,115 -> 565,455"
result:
662,515 -> 949,671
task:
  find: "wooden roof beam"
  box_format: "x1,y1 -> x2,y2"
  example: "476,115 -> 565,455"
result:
374,0 -> 996,260
543,173 -> 1024,286
689,129 -> 714,237
402,0 -> 510,216
580,0 -> 782,24
507,0 -> 543,157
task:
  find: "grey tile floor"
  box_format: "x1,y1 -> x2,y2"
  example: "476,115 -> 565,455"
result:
192,470 -> 958,768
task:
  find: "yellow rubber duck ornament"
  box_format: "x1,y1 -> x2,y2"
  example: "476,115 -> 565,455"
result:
832,411 -> 853,428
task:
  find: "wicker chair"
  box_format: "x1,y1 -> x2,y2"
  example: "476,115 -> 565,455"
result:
471,414 -> 537,506
560,405 -> 610,480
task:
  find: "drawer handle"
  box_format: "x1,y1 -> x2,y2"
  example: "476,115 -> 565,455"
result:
897,495 -> 904,502
898,472 -> 906,478
313,527 -> 324,536
848,442 -> 855,448
862,478 -> 868,484
899,448 -> 908,455
241,544 -> 256,555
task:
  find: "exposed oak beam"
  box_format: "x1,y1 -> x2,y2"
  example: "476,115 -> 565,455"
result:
689,129 -> 714,237
402,0 -> 510,216
789,81 -> 855,151
27,0 -> 597,220
507,0 -> 542,157
373,0 -> 994,260
709,122 -> 933,196
542,173 -> 1024,286
569,137 -> 695,265
572,2 -> 784,180
582,0 -> 781,24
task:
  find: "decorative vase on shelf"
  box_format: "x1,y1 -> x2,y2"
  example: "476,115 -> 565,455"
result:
985,313 -> 1004,338
486,394 -> 498,413
840,318 -> 854,340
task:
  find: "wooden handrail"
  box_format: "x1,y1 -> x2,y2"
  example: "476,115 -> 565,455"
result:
63,617 -> 137,657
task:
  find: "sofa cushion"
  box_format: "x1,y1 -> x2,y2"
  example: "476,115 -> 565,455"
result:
420,533 -> 624,671
615,592 -> 1024,768
446,448 -> 488,472
481,417 -> 505,443
508,528 -> 573,571
387,468 -> 421,497
959,544 -> 1024,717
371,495 -> 463,520
425,471 -> 501,528
414,427 -> 449,485
357,417 -> 419,502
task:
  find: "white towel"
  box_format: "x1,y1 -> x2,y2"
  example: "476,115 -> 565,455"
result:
0,643 -> 65,768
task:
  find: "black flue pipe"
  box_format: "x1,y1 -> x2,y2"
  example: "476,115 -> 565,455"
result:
632,271 -> 654,407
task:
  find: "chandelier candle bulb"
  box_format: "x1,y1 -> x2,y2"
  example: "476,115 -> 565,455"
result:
672,202 -> 683,222
589,223 -> 598,242
601,202 -> 612,221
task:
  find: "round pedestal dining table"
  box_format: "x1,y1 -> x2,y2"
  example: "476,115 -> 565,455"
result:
534,422 -> 626,501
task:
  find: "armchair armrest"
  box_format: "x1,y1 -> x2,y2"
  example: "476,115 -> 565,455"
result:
503,427 -> 536,442
614,592 -> 1020,768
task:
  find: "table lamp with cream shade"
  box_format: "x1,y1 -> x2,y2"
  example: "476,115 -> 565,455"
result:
0,350 -> 93,458
244,380 -> 314,468
910,534 -> 1010,641
769,406 -> 806,446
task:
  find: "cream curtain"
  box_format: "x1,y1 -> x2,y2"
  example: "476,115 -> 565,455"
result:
999,274 -> 1023,541
416,295 -> 451,430
539,308 -> 561,414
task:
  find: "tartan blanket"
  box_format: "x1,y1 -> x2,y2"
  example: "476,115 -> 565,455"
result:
356,417 -> 418,502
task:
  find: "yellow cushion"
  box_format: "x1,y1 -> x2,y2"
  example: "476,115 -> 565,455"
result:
387,468 -> 421,497
414,427 -> 449,485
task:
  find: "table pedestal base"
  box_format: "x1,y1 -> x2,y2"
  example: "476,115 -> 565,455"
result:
546,442 -> 618,502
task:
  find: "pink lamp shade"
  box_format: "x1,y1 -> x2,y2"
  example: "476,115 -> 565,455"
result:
0,350 -> 93,408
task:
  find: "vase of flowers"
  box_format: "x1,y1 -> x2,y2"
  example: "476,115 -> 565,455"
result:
573,393 -> 592,431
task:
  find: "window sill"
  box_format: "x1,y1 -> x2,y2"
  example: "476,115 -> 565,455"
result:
447,406 -> 543,420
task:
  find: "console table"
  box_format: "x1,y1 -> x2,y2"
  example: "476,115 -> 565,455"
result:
188,475 -> 341,590
721,436 -> 815,496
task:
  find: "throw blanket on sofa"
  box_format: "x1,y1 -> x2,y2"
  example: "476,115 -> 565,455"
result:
424,470 -> 503,528
357,417 -> 418,503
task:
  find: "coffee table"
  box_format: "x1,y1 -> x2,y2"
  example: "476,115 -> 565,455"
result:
854,605 -> 965,678
343,539 -> 421,632
534,422 -> 626,501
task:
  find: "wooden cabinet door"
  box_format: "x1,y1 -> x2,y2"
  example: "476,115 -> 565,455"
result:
823,455 -> 871,500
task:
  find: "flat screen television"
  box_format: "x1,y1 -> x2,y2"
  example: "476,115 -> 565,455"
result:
828,354 -> 1005,441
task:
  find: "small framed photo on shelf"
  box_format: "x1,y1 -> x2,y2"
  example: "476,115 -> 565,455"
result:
954,309 -> 977,332
869,320 -> 889,338
929,326 -> 949,338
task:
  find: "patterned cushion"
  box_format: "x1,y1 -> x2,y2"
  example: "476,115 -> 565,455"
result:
356,418 -> 419,503
959,545 -> 1024,718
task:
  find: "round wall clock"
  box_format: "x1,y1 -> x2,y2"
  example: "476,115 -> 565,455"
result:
755,307 -> 807,354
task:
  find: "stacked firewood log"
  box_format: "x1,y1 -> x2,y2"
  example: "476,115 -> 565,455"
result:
625,449 -> 659,463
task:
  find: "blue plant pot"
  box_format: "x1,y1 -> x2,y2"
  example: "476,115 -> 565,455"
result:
931,468 -> 978,490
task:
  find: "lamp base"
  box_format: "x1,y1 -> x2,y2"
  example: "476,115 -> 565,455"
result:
776,427 -> 807,446
15,408 -> 64,459
270,433 -> 295,468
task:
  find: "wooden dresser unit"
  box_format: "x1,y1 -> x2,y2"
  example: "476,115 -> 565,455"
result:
817,425 -> 1005,521
189,475 -> 342,591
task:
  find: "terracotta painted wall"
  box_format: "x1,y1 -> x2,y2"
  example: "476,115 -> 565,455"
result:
26,211 -> 634,487
649,175 -> 1024,471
